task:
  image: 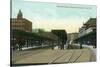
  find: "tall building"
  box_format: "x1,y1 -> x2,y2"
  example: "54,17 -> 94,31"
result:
11,10 -> 32,32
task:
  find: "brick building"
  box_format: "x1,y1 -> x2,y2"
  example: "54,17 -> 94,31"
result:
11,10 -> 32,32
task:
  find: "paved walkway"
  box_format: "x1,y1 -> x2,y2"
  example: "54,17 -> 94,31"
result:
12,48 -> 96,65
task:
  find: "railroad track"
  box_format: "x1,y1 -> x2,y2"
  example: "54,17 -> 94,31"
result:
12,49 -> 47,63
48,50 -> 68,64
69,50 -> 83,63
48,49 -> 84,64
12,49 -> 93,64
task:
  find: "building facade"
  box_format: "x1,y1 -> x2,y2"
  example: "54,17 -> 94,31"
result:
67,33 -> 78,44
74,18 -> 96,48
78,18 -> 96,37
11,10 -> 32,32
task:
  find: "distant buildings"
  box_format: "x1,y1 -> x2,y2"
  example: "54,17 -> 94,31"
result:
67,33 -> 78,44
74,18 -> 96,48
11,10 -> 32,32
32,29 -> 45,33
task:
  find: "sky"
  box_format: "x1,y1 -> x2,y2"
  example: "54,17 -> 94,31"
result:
11,0 -> 97,33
